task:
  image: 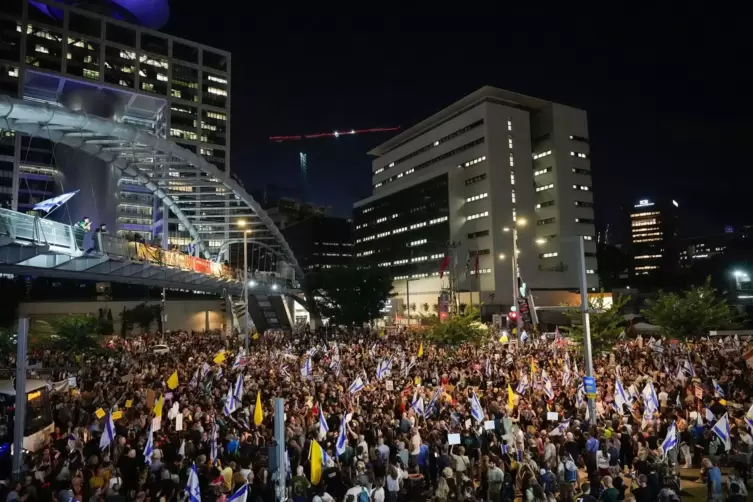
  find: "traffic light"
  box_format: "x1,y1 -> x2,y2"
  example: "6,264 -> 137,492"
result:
508,311 -> 518,321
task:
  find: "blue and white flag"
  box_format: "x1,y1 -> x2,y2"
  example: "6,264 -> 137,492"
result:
614,377 -> 629,415
189,369 -> 199,387
516,374 -> 529,395
425,387 -> 443,418
348,375 -> 365,394
376,357 -> 392,380
227,484 -> 248,502
99,410 -> 116,450
642,381 -> 659,413
335,417 -> 347,456
713,379 -> 725,397
712,412 -> 732,451
301,358 -> 312,380
33,190 -> 79,212
682,359 -> 695,377
520,330 -> 529,343
143,424 -> 154,465
485,358 -> 492,377
543,379 -> 554,400
661,422 -> 678,455
318,406 -> 329,440
412,395 -> 425,418
185,463 -> 201,502
745,404 -> 753,432
470,391 -> 485,422
232,350 -> 246,370
576,383 -> 585,408
224,375 -> 243,416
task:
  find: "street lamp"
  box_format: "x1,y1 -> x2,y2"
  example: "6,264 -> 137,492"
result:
733,270 -> 750,290
237,220 -> 251,351
502,218 -> 528,334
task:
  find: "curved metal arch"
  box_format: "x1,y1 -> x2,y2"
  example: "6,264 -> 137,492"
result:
216,238 -> 294,267
0,95 -> 305,280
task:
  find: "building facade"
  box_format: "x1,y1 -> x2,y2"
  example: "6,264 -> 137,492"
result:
282,216 -> 353,272
0,0 -> 231,251
627,197 -> 679,280
353,86 -> 598,312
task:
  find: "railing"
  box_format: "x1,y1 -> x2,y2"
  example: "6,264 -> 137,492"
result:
0,208 -> 76,250
0,208 -> 298,290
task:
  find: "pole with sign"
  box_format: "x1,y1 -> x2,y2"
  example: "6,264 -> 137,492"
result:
578,236 -> 597,425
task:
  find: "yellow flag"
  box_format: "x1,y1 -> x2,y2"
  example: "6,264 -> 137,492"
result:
309,439 -> 324,485
112,410 -> 123,420
530,357 -> 536,374
154,395 -> 164,418
380,329 -> 386,337
95,408 -> 106,419
213,351 -> 226,364
252,332 -> 260,340
499,334 -> 509,343
254,391 -> 263,426
414,376 -> 421,386
167,371 -> 179,390
507,384 -> 515,409
125,399 -> 133,408
417,342 -> 424,357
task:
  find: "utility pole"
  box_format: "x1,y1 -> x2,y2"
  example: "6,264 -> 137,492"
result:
274,398 -> 286,501
578,236 -> 597,425
13,318 -> 28,479
243,230 -> 250,351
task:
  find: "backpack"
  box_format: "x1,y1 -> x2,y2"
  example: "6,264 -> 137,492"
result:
564,460 -> 578,483
543,471 -> 559,494
358,487 -> 370,502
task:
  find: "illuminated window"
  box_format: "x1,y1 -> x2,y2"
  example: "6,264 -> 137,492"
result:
534,167 -> 552,176
459,156 -> 486,169
207,87 -> 227,96
466,192 -> 488,203
533,150 -> 552,160
570,151 -> 588,159
409,239 -> 427,247
467,211 -> 489,221
540,252 -> 558,258
573,184 -> 590,191
536,183 -> 554,192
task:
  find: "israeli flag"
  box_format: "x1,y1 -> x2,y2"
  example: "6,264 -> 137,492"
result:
642,381 -> 659,413
185,463 -> 201,502
143,424 -> 154,465
558,419 -> 571,433
676,393 -> 683,410
216,367 -> 223,380
301,358 -> 312,380
99,410 -> 116,450
318,406 -> 329,439
370,343 -> 378,358
713,379 -> 725,397
376,357 -> 392,380
614,377 -> 629,415
189,369 -> 199,387
516,374 -> 529,395
232,350 -> 246,370
335,417 -> 347,456
661,422 -> 678,455
227,484 -> 248,502
348,375 -> 365,394
712,413 -> 732,451
470,391 -> 485,422
328,355 -> 340,371
33,190 -> 79,212
425,387 -> 442,418
682,359 -> 695,377
223,375 -> 243,416
412,396 -> 425,418
576,383 -> 585,408
543,379 -> 554,400
520,330 -> 528,342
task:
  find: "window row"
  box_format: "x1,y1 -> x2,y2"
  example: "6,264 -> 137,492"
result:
354,216 -> 448,243
459,155 -> 487,169
536,183 -> 554,192
467,211 -> 489,221
534,167 -> 552,176
465,173 -> 486,186
533,150 -> 552,160
466,192 -> 488,203
375,119 -> 484,173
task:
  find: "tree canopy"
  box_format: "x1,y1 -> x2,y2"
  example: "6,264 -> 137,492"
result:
642,277 -> 739,338
423,306 -> 487,347
562,293 -> 630,353
53,315 -> 99,351
303,266 -> 394,326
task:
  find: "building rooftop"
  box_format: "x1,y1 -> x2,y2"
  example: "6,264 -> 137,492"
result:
368,86 -> 553,157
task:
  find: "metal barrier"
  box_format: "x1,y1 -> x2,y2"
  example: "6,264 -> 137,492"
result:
0,208 -> 77,250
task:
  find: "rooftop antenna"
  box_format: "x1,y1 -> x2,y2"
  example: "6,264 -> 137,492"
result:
299,152 -> 308,202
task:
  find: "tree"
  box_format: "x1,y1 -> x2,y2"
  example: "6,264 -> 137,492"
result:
97,308 -> 114,337
303,266 -> 394,326
424,306 -> 486,347
54,315 -> 99,351
422,303 -> 430,315
642,277 -> 739,338
562,293 -> 630,354
119,307 -> 134,337
128,303 -> 159,333
0,328 -> 15,355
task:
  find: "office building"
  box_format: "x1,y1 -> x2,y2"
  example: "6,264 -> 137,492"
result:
627,197 -> 679,279
353,86 -> 598,312
0,0 -> 231,250
282,216 -> 353,272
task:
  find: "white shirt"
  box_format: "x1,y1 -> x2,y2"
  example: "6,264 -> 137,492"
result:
372,487 -> 385,502
410,433 -> 421,455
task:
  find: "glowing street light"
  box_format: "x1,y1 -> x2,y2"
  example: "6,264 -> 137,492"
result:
535,238 -> 547,245
498,253 -> 506,260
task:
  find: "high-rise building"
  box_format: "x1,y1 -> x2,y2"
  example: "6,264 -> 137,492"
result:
282,216 -> 353,272
353,86 -> 598,312
0,0 -> 231,250
627,197 -> 679,280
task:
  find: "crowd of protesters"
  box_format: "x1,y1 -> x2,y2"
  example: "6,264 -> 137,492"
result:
1,325 -> 753,502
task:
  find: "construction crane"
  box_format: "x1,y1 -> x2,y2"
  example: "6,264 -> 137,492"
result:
269,126 -> 401,142
269,125 -> 401,203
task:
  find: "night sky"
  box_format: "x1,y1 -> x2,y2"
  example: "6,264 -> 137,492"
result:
165,5 -> 750,241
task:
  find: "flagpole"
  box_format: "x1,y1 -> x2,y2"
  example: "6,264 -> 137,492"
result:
577,236 -> 597,426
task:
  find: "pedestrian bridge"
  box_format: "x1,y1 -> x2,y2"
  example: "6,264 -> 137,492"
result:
0,207 -> 303,331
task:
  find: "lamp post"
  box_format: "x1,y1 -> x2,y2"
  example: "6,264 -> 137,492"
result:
238,220 -> 251,351
502,218 -> 528,332
576,235 -> 597,425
